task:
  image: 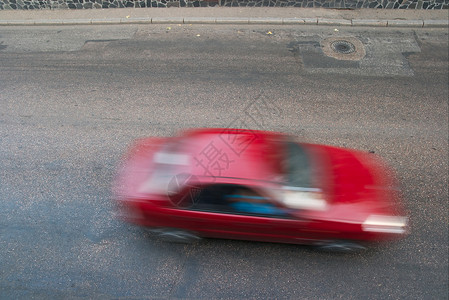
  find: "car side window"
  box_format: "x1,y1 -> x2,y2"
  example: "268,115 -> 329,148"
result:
189,185 -> 289,218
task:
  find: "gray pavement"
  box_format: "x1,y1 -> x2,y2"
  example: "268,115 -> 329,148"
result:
0,7 -> 448,27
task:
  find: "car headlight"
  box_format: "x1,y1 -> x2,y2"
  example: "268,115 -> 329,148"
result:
362,215 -> 408,234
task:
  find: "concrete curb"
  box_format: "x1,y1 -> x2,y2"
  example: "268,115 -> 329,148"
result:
317,18 -> 352,26
351,19 -> 388,27
249,17 -> 283,25
283,17 -> 317,25
387,19 -> 424,27
0,17 -> 448,27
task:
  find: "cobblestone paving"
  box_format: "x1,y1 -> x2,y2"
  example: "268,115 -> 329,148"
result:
1,0 -> 448,9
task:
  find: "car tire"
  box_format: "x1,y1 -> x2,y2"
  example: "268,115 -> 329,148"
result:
315,240 -> 366,253
151,228 -> 201,244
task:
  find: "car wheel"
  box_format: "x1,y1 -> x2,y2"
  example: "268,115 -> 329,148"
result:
152,228 -> 201,244
315,240 -> 366,253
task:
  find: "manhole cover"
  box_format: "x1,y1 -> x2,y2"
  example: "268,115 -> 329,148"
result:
331,40 -> 356,54
321,37 -> 366,61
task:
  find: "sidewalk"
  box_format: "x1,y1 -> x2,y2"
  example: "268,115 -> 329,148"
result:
0,7 -> 448,27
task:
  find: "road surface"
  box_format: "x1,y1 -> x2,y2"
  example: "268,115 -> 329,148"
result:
0,24 -> 448,299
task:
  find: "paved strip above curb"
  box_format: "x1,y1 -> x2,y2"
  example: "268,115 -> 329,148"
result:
0,17 -> 448,27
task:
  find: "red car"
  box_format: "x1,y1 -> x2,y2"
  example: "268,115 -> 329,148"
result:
114,128 -> 408,251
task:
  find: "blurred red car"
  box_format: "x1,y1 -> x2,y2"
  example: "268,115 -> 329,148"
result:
114,128 -> 408,251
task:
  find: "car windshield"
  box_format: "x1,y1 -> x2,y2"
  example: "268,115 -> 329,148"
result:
284,141 -> 312,188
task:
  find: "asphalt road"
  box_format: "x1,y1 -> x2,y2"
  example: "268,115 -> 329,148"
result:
0,24 -> 448,299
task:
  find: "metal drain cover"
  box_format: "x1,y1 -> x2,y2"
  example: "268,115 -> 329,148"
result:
321,37 -> 366,61
331,40 -> 356,54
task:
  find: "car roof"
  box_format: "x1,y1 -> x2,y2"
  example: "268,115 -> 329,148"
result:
176,128 -> 286,185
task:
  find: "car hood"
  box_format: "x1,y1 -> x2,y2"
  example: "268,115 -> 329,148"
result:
316,145 -> 401,210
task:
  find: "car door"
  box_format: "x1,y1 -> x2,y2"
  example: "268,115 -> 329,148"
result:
166,184 -> 318,244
